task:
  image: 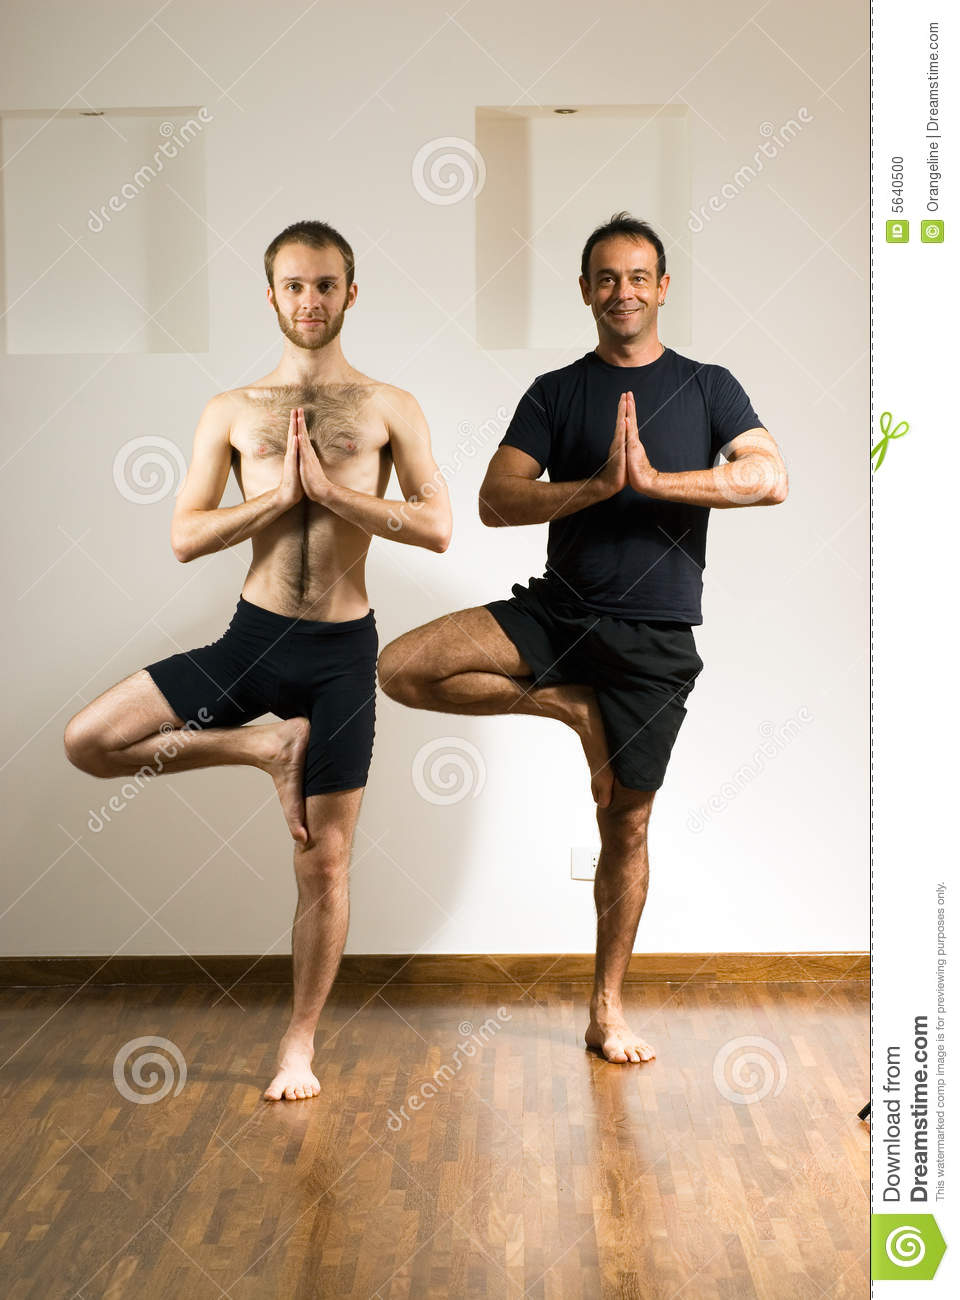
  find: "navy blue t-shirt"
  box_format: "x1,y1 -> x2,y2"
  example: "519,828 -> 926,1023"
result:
498,348 -> 763,625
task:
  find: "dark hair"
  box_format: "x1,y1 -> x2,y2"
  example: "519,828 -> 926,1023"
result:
580,211 -> 666,283
264,220 -> 355,291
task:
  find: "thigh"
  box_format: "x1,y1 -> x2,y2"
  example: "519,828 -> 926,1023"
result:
597,780 -> 657,841
590,621 -> 704,792
69,668 -> 186,751
379,606 -> 535,681
303,785 -> 365,842
301,664 -> 378,797
144,636 -> 272,732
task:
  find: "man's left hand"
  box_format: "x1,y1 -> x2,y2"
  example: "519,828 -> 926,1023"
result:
623,391 -> 660,495
296,408 -> 336,504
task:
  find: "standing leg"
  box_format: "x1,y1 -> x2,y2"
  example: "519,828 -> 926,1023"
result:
585,781 -> 658,1063
263,787 -> 364,1101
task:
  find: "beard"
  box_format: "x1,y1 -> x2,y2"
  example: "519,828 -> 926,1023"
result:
274,300 -> 347,350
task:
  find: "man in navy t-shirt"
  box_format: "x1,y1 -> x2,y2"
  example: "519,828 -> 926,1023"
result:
378,212 -> 788,1065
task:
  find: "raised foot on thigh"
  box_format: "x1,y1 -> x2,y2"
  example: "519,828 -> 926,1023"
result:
263,1033 -> 321,1101
585,1006 -> 656,1064
546,684 -> 614,808
261,718 -> 310,844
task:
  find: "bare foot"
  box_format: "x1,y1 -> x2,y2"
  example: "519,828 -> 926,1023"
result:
558,685 -> 615,808
259,718 -> 310,843
585,1006 -> 656,1064
263,1035 -> 321,1101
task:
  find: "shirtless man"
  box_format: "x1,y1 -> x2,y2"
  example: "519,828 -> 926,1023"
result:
377,212 -> 788,1065
64,220 -> 452,1101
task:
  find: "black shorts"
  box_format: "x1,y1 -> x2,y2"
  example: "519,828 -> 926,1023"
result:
484,576 -> 704,791
145,596 -> 378,797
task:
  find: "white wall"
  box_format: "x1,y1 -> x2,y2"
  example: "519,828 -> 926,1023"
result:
0,0 -> 868,956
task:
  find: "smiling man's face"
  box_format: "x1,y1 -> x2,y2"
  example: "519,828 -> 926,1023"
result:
580,235 -> 667,344
267,242 -> 357,351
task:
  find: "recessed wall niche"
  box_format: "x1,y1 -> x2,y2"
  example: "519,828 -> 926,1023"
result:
475,105 -> 691,352
1,108 -> 209,354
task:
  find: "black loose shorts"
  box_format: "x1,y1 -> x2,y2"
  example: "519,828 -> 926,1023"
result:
484,576 -> 704,791
145,595 -> 378,797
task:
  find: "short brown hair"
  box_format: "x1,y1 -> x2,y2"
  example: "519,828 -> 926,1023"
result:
264,220 -> 355,291
581,211 -> 666,283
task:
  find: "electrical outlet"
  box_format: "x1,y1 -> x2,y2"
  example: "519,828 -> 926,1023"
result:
570,846 -> 600,880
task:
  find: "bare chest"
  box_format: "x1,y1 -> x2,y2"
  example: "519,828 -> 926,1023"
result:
231,383 -> 390,477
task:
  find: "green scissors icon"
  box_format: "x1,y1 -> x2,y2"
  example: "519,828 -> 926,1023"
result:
872,411 -> 909,470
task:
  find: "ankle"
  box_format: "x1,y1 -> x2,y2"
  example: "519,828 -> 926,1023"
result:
252,721 -> 290,769
280,1026 -> 316,1052
590,992 -> 624,1017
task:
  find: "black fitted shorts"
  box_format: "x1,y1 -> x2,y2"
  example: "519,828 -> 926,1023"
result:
145,595 -> 378,798
484,576 -> 704,791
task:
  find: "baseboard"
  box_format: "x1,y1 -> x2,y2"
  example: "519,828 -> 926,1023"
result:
0,952 -> 869,988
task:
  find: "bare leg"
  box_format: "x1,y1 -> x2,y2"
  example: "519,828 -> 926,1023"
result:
263,788 -> 363,1101
585,781 -> 658,1063
64,669 -> 310,843
378,607 -> 615,806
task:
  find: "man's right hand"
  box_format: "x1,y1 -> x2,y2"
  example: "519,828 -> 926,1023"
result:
274,408 -> 304,509
597,393 -> 628,498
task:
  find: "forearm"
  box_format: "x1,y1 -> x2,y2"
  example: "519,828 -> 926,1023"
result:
641,454 -> 788,509
320,482 -> 451,552
479,473 -> 611,526
172,488 -> 290,561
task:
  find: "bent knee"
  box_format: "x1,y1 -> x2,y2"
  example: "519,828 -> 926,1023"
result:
63,713 -> 112,776
376,640 -> 424,704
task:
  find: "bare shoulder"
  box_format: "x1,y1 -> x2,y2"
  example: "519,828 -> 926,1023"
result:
187,390 -> 243,442
368,381 -> 428,433
204,387 -> 253,418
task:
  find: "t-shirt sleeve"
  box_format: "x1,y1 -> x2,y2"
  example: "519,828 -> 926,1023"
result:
708,367 -> 764,461
498,377 -> 552,474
